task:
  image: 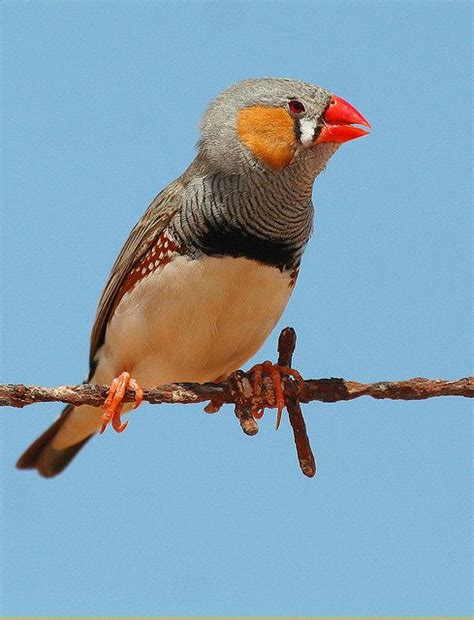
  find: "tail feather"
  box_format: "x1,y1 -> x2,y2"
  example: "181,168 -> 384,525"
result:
16,405 -> 94,478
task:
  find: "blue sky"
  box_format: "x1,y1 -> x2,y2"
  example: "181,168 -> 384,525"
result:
1,1 -> 472,616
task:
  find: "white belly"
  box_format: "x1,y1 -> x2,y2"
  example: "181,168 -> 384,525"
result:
95,256 -> 294,386
53,256 -> 295,450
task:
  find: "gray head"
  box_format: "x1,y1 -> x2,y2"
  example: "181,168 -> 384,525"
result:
198,77 -> 370,175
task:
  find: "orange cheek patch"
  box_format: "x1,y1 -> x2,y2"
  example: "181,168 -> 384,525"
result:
237,106 -> 296,171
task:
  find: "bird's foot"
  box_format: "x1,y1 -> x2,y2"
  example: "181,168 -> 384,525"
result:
203,373 -> 228,414
100,371 -> 144,434
249,361 -> 305,430
204,398 -> 224,414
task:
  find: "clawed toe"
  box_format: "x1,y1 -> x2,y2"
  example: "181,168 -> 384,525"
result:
100,371 -> 143,434
249,361 -> 304,430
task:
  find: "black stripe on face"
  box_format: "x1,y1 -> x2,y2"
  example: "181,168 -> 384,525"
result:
294,118 -> 302,142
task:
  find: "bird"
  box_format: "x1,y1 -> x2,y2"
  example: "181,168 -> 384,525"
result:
17,77 -> 370,477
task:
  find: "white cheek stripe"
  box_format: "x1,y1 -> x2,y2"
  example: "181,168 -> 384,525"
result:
299,117 -> 317,146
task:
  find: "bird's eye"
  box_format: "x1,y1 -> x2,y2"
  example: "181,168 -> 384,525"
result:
288,99 -> 306,117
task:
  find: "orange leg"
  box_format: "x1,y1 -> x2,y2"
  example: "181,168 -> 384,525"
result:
203,372 -> 229,414
204,398 -> 224,414
249,361 -> 305,430
100,372 -> 144,434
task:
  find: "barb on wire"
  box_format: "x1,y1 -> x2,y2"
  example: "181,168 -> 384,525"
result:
1,356 -> 471,412
1,328 -> 472,476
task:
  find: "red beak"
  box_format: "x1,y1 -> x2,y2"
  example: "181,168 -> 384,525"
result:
315,95 -> 371,144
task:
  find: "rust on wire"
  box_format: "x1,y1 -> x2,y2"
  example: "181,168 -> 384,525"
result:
2,327 -> 472,477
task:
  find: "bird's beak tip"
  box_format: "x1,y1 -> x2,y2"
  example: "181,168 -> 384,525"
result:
315,94 -> 371,145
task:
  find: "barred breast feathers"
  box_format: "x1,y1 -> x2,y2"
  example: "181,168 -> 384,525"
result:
170,150 -> 331,271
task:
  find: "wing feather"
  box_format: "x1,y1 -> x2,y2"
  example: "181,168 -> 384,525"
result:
88,177 -> 185,375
